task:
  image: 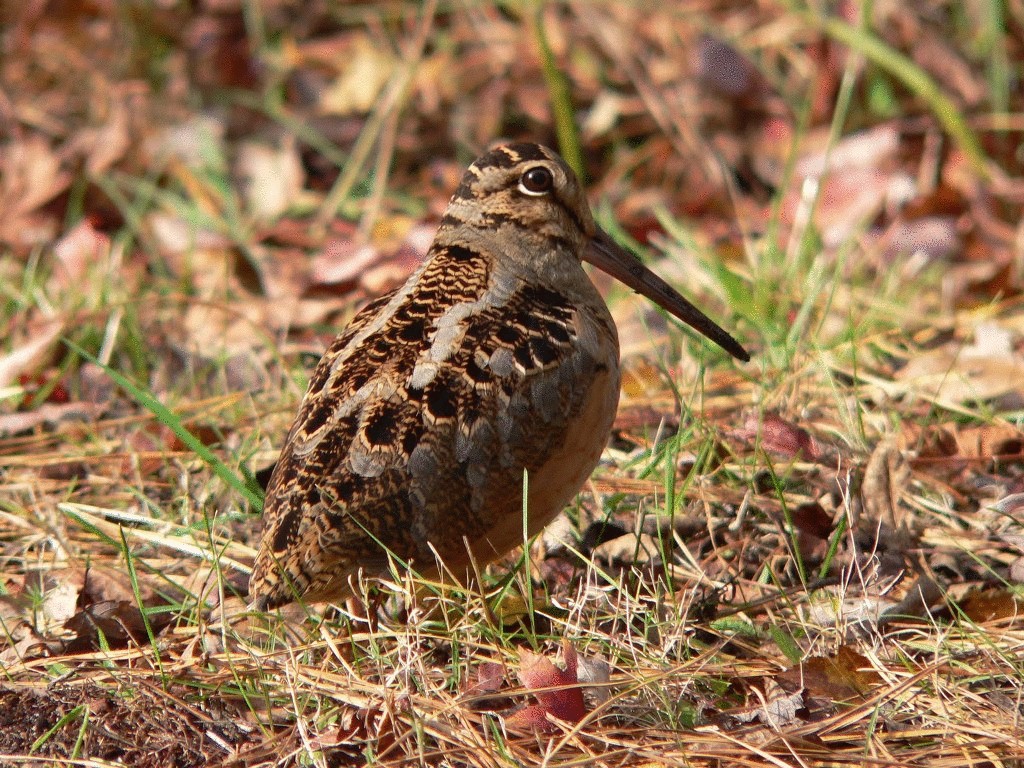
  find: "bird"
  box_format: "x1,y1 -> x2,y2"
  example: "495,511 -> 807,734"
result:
248,142 -> 748,609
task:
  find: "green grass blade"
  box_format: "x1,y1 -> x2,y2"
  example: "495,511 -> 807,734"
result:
64,339 -> 265,511
532,2 -> 584,178
806,13 -> 990,178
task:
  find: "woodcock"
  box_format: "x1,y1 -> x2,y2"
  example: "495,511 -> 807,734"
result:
249,143 -> 749,609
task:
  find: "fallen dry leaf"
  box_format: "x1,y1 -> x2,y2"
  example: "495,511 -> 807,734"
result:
316,34 -> 398,115
592,531 -> 663,568
896,321 -> 1024,403
957,588 -> 1022,624
0,401 -> 104,437
0,321 -> 64,389
60,564 -> 178,652
861,439 -> 912,531
732,678 -> 803,728
236,137 -> 306,221
779,645 -> 881,704
75,88 -> 133,176
0,135 -> 70,247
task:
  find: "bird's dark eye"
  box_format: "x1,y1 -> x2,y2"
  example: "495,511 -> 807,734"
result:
518,166 -> 554,196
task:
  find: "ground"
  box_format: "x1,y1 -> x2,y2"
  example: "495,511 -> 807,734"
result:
1,2 -> 1023,766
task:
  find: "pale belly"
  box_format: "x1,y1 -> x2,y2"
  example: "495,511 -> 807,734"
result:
462,354 -> 622,565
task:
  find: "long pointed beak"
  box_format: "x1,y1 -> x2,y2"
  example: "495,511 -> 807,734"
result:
587,228 -> 750,362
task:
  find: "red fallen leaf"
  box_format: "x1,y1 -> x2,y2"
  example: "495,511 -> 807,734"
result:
504,703 -> 553,732
123,421 -> 225,477
18,371 -> 69,405
621,215 -> 664,246
901,182 -> 969,219
790,501 -> 833,540
260,216 -> 325,249
737,414 -> 820,461
791,501 -> 834,563
506,640 -> 586,732
462,661 -> 505,700
49,220 -> 110,295
81,565 -> 160,606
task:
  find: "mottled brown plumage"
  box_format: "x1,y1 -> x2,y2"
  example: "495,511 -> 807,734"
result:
249,143 -> 748,608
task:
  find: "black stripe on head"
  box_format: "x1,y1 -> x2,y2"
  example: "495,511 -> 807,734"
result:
476,209 -> 578,249
477,142 -> 552,170
450,162 -> 485,201
501,143 -> 552,164
478,145 -> 522,169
